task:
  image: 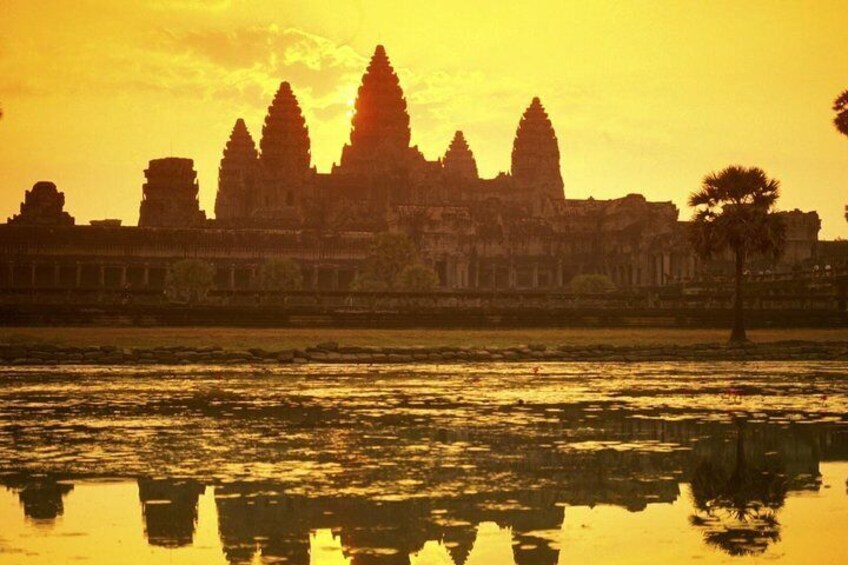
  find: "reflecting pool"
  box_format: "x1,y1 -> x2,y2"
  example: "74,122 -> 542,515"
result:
0,362 -> 846,564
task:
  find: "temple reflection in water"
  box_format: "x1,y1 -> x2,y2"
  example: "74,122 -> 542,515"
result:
3,416 -> 845,564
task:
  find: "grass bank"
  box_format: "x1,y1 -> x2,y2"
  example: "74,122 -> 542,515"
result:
2,327 -> 847,350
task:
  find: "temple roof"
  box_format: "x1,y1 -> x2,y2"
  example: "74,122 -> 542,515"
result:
216,118 -> 260,221
511,97 -> 564,196
8,181 -> 75,226
443,131 -> 478,180
341,45 -> 411,168
260,82 -> 311,179
221,118 -> 259,166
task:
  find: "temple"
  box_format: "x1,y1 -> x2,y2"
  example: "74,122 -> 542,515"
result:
0,45 -> 825,294
7,181 -> 75,226
138,158 -> 206,228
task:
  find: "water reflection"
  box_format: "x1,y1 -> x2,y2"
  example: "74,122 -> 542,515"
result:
3,475 -> 73,522
0,362 -> 846,564
689,419 -> 786,555
139,478 -> 205,548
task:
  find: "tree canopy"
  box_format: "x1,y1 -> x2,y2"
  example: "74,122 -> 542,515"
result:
395,263 -> 440,291
569,274 -> 616,294
834,89 -> 848,137
688,166 -> 785,262
164,259 -> 216,303
259,258 -> 303,292
351,232 -> 440,291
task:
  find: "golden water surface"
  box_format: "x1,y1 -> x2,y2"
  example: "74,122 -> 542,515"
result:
0,362 -> 845,564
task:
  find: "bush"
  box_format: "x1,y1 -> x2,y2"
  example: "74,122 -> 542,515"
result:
259,258 -> 303,292
569,274 -> 616,295
351,232 -> 423,291
350,271 -> 391,292
395,263 -> 440,291
165,259 -> 216,303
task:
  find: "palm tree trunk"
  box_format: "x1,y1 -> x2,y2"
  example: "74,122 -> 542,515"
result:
730,247 -> 747,343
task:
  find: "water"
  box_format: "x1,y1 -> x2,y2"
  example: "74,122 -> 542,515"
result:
0,362 -> 846,564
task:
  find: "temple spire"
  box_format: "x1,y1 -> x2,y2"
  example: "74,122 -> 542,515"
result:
338,45 -> 411,171
259,82 -> 311,180
443,131 -> 478,180
511,97 -> 564,198
216,118 -> 260,222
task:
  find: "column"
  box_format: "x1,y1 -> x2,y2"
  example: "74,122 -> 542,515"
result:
655,255 -> 662,286
143,264 -> 150,287
532,263 -> 539,289
30,262 -> 36,287
120,266 -> 127,287
229,266 -> 235,290
98,264 -> 105,287
75,263 -> 82,288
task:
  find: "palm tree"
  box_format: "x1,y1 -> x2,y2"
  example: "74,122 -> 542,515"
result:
398,206 -> 432,249
834,90 -> 848,137
689,166 -> 786,342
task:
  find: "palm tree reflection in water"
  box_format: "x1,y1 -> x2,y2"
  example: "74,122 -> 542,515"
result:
689,418 -> 790,556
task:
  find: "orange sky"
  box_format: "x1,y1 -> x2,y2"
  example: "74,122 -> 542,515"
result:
1,0 -> 847,236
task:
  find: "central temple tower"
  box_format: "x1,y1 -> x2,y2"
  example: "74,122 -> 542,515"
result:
511,97 -> 565,201
335,45 -> 416,177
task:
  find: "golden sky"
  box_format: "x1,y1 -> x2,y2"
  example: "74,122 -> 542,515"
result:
1,0 -> 847,236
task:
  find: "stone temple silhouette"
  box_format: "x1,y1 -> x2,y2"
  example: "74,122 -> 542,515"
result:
210,45 -> 568,232
0,45 -> 822,292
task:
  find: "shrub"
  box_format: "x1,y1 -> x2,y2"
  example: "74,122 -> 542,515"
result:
349,270 -> 391,292
351,232 -> 421,291
569,274 -> 616,295
259,258 -> 303,292
165,259 -> 216,303
395,263 -> 440,291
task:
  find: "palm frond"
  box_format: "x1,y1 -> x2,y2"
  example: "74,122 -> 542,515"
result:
688,165 -> 785,261
835,89 -> 848,137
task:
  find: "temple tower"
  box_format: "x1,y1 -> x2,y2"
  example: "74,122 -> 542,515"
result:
258,82 -> 311,213
8,181 -> 75,226
442,131 -> 478,180
215,118 -> 260,223
336,45 -> 413,175
511,97 -> 564,200
138,158 -> 206,227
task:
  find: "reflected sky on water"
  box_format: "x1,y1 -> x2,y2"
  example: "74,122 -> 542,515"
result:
0,362 -> 846,564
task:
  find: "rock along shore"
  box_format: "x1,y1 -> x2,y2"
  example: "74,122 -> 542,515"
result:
2,341 -> 848,366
